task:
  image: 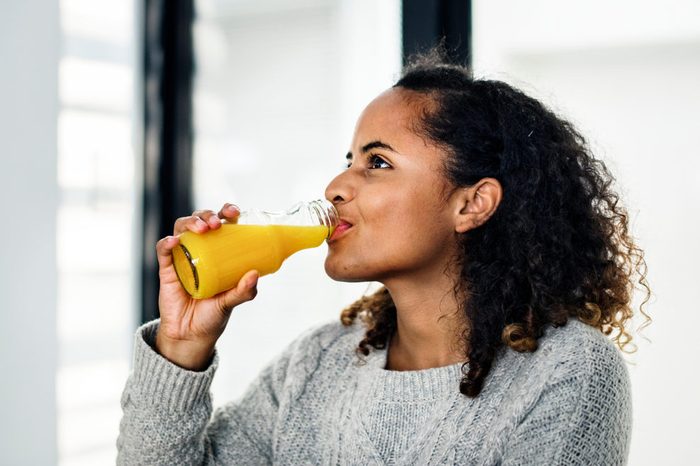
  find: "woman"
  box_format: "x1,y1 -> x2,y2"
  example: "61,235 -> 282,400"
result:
118,52 -> 650,465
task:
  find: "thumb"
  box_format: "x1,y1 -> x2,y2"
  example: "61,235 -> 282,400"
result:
216,270 -> 259,313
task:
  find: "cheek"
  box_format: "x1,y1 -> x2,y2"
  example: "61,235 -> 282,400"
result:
383,186 -> 445,231
380,187 -> 455,255
385,220 -> 452,265
323,177 -> 453,281
374,204 -> 453,263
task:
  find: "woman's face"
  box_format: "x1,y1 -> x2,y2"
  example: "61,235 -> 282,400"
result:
324,88 -> 460,283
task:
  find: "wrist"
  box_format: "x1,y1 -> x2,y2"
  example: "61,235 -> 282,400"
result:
154,331 -> 216,371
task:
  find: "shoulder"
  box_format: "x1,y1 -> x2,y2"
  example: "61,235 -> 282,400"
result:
490,320 -> 634,465
537,318 -> 631,387
493,318 -> 632,405
499,318 -> 633,428
504,318 -> 633,424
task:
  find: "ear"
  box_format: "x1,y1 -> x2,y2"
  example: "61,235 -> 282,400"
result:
452,178 -> 503,233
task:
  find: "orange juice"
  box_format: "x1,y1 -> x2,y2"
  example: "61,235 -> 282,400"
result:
172,223 -> 331,299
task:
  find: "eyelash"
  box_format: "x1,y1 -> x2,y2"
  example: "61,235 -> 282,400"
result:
345,154 -> 392,170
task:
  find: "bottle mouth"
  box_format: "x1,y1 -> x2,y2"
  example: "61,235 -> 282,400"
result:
174,243 -> 200,293
310,199 -> 339,239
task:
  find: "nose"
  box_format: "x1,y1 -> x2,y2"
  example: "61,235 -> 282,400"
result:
324,170 -> 354,206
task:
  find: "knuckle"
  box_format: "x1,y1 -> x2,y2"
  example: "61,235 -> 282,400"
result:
194,209 -> 214,218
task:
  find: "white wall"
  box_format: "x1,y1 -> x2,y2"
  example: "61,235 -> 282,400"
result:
0,1 -> 59,464
55,0 -> 139,462
473,1 -> 700,464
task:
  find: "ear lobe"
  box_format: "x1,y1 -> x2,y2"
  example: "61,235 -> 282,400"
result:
455,217 -> 475,233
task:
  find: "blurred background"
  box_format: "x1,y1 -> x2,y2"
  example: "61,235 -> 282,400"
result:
1,0 -> 698,464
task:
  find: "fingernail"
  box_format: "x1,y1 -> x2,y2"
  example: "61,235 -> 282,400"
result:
228,204 -> 239,212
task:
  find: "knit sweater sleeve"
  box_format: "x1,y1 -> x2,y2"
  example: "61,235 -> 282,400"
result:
117,319 -> 303,466
500,331 -> 633,466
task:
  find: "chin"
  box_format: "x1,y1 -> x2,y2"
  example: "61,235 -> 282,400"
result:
324,258 -> 373,283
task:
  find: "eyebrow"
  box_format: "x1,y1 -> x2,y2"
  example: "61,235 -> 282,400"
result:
346,140 -> 397,160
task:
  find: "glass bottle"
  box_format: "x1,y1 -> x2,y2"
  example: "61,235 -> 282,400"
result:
172,199 -> 338,299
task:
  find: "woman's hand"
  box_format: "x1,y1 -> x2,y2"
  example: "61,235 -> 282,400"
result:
154,203 -> 260,370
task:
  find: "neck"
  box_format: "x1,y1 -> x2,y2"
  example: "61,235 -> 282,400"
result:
382,267 -> 469,371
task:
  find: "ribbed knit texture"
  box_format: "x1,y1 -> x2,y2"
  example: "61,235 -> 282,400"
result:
117,318 -> 632,465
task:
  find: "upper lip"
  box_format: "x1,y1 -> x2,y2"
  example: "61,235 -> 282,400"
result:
334,210 -> 353,227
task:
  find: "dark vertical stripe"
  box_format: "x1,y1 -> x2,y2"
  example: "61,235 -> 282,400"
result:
141,0 -> 195,323
402,0 -> 472,66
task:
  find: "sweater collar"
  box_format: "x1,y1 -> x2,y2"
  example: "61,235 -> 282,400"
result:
356,346 -> 467,401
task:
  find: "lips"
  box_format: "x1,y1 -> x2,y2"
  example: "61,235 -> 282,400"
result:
329,219 -> 353,242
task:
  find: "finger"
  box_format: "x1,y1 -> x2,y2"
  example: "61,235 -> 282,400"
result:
156,235 -> 179,269
173,214 -> 212,235
155,236 -> 183,286
217,203 -> 240,223
215,270 -> 259,313
193,209 -> 222,229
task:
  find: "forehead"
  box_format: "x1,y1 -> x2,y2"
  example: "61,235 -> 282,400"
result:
353,88 -> 434,150
361,88 -> 414,122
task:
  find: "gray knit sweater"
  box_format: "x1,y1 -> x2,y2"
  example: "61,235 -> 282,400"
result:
117,317 -> 632,465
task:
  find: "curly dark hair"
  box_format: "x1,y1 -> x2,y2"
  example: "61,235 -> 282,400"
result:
340,50 -> 652,398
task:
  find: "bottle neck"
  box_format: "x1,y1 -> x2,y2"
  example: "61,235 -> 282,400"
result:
237,200 -> 339,238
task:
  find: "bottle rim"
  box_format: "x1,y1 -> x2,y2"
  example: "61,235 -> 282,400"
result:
310,199 -> 339,238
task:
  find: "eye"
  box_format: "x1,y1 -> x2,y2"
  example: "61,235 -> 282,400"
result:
344,154 -> 392,170
368,154 -> 391,169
